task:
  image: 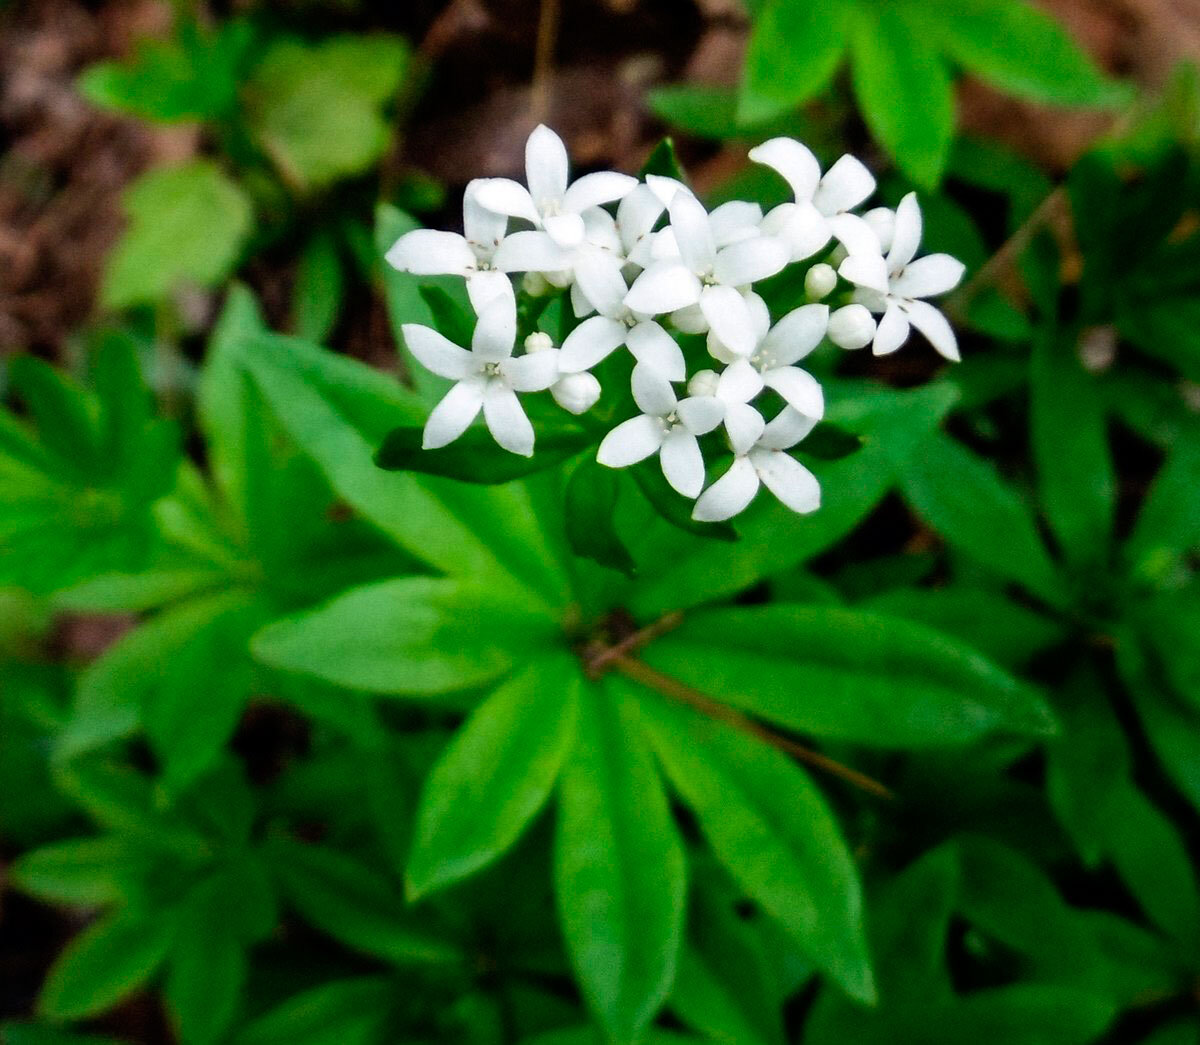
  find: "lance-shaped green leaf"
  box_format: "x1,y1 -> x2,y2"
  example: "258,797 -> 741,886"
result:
253,577 -> 550,696
232,977 -> 394,1045
554,682 -> 686,1043
375,424 -> 594,484
633,689 -> 875,1004
408,658 -> 580,899
565,458 -> 636,576
641,605 -> 1055,747
893,430 -> 1066,606
1124,423 -> 1200,584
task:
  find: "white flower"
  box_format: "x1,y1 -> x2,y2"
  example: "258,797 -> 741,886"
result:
385,180 -> 514,314
827,303 -> 877,350
624,191 -> 790,355
839,193 -> 966,361
402,297 -> 558,457
472,125 -> 638,250
686,367 -> 766,454
596,365 -> 724,498
692,408 -> 821,522
751,137 -> 879,261
557,248 -> 687,381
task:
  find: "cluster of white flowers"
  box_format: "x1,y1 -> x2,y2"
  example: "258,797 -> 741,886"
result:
387,126 -> 965,523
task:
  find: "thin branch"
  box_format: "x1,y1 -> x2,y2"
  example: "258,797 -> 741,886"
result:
530,0 -> 560,126
612,655 -> 894,801
584,611 -> 683,678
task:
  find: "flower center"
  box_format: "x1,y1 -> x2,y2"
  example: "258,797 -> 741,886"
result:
483,361 -> 503,377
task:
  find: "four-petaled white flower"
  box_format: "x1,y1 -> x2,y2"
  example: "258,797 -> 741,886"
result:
624,191 -> 790,356
402,297 -> 558,457
597,365 -> 723,498
751,137 -> 879,261
839,193 -> 967,361
385,180 -> 514,314
473,124 -> 638,250
692,408 -> 821,522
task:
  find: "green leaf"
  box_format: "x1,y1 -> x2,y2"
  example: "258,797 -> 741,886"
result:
796,422 -> 864,462
253,577 -> 547,695
1030,327 -> 1115,565
52,569 -> 227,613
633,689 -> 874,1004
232,977 -> 394,1045
374,424 -> 593,483
633,462 -> 737,542
10,837 -> 134,908
408,658 -> 581,899
928,0 -> 1128,108
554,682 -> 686,1043
101,160 -> 252,308
39,909 -> 174,1020
638,138 -> 688,182
247,35 -> 409,191
565,458 -> 635,576
647,86 -> 741,141
641,604 -> 1055,746
1125,424 -> 1200,584
292,230 -> 344,344
266,838 -> 460,964
849,7 -> 955,187
165,883 -> 246,1045
894,431 -> 1066,605
739,0 -> 848,124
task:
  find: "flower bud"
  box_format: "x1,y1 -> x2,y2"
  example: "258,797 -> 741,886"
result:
827,304 -> 877,350
863,207 -> 895,254
523,331 -> 554,353
687,369 -> 720,398
804,263 -> 837,301
552,372 -> 601,415
522,271 -> 552,296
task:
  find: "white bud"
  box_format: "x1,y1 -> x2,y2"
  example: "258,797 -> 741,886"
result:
524,331 -> 554,353
522,271 -> 552,296
828,304 -> 877,350
687,369 -> 720,398
804,263 -> 837,301
552,372 -> 601,414
863,207 -> 895,254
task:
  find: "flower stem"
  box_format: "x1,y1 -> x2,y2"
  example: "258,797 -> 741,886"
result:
531,0 -> 560,125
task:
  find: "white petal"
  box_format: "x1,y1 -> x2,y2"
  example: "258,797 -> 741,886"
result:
483,382 -> 535,456
570,278 -> 595,318
760,303 -> 829,366
762,366 -> 825,418
828,303 -> 877,350
667,191 -> 716,275
559,316 -> 627,373
660,429 -> 705,498
472,295 -> 517,361
751,449 -> 820,514
827,212 -> 882,257
675,395 -> 724,435
748,138 -> 821,201
573,248 -> 628,318
424,378 -> 485,449
502,349 -> 560,391
624,262 -> 703,315
492,230 -> 571,273
552,371 -> 602,414
863,206 -> 896,254
813,154 -> 875,215
709,200 -> 765,247
745,291 -> 772,343
759,406 -> 818,450
713,237 -> 790,288
724,402 -> 766,456
463,181 -> 508,252
626,321 -> 686,381
402,324 -> 477,380
563,171 -> 638,214
385,230 -> 474,277
544,212 -> 586,249
905,300 -> 961,361
646,175 -> 691,206
887,193 -> 923,272
839,252 -> 890,295
582,207 -> 622,252
692,457 -> 759,522
673,303 -> 710,335
891,254 -> 966,299
872,302 -> 911,356
700,285 -> 757,357
466,270 -> 515,314
761,201 -> 830,262
717,358 -> 764,404
525,124 -> 569,209
631,363 -> 678,416
472,177 -> 541,225
597,414 -> 665,467
617,185 -> 666,252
